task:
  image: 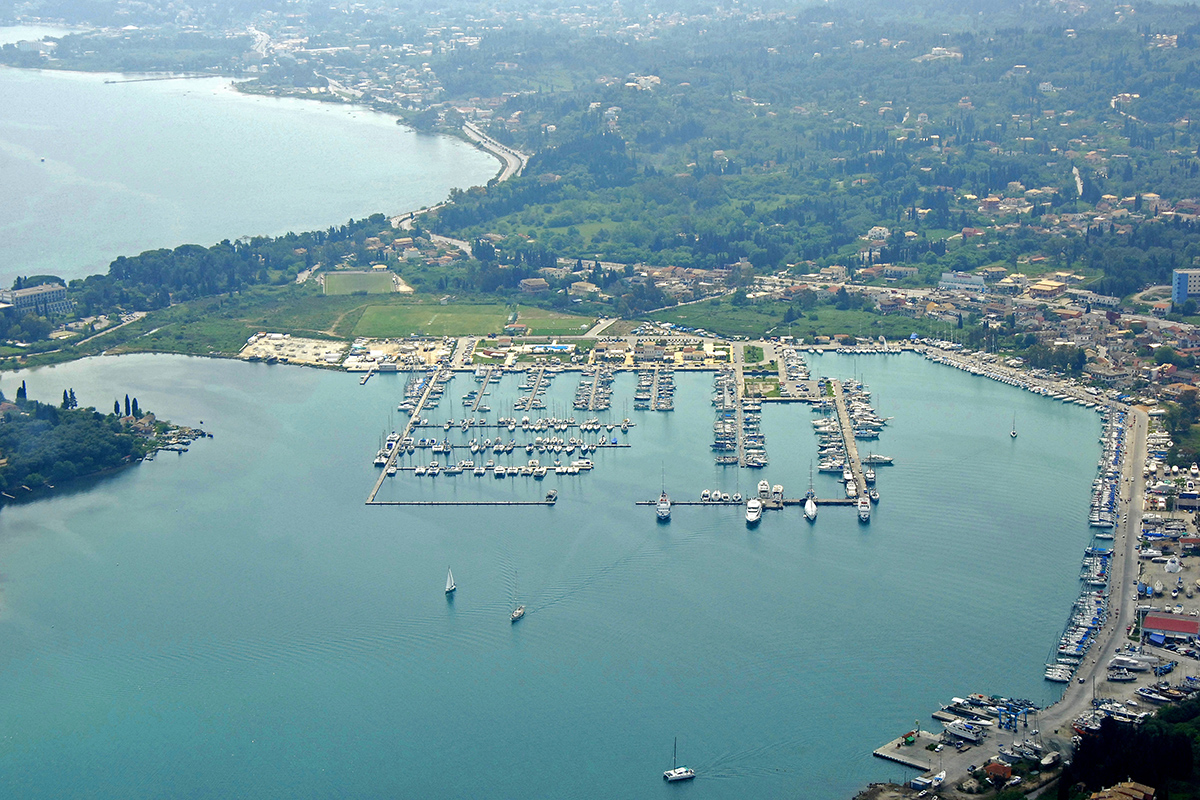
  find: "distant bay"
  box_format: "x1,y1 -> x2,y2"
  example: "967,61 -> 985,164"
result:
0,43 -> 498,286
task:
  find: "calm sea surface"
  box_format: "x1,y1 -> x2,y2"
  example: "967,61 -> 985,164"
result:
0,44 -> 498,286
0,352 -> 1102,798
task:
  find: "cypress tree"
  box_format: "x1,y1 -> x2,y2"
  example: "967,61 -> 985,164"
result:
124,394 -> 130,416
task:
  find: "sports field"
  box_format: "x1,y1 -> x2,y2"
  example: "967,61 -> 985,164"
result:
324,272 -> 395,295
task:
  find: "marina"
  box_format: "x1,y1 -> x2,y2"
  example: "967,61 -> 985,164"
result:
0,351 -> 1130,800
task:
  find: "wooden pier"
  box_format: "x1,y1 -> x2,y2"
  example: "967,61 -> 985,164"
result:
636,497 -> 855,507
515,365 -> 547,412
366,373 -> 439,503
367,499 -> 556,506
469,365 -> 494,412
830,379 -> 866,495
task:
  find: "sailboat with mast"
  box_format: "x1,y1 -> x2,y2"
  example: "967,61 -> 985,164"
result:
445,568 -> 456,594
662,737 -> 696,782
1010,413 -> 1018,439
804,464 -> 818,522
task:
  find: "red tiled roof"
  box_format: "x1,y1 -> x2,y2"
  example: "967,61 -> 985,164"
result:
1143,612 -> 1200,635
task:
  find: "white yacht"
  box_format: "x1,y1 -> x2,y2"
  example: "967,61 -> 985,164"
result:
804,495 -> 817,522
857,495 -> 871,523
757,480 -> 771,499
943,720 -> 986,743
745,497 -> 763,525
445,568 -> 456,594
656,491 -> 671,521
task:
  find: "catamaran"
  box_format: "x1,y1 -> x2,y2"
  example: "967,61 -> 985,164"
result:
663,737 -> 696,782
445,568 -> 456,594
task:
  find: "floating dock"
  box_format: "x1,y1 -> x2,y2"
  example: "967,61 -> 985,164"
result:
367,500 -> 556,506
636,497 -> 856,507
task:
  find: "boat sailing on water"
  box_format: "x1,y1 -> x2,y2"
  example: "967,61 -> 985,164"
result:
1011,413 -> 1018,439
663,737 -> 696,782
445,568 -> 456,594
511,605 -> 525,622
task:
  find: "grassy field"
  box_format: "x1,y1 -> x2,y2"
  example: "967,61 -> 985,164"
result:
353,304 -> 512,337
350,303 -> 594,337
651,300 -> 947,341
514,306 -> 595,336
324,271 -> 394,295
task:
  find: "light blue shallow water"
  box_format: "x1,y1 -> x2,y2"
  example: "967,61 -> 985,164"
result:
0,52 -> 498,285
0,352 -> 1101,797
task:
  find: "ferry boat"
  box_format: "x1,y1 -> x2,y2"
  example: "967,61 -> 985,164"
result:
857,495 -> 871,523
511,606 -> 525,623
745,497 -> 763,525
657,491 -> 672,521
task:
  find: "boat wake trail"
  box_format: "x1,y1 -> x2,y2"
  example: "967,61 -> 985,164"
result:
529,529 -> 663,613
495,542 -> 519,604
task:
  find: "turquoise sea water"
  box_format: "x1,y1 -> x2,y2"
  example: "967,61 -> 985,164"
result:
0,54 -> 497,285
0,352 -> 1101,797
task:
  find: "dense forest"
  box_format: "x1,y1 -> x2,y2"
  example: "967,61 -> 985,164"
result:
0,383 -> 156,496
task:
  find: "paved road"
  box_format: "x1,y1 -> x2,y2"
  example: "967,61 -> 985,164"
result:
1036,406 -> 1147,743
462,121 -> 527,182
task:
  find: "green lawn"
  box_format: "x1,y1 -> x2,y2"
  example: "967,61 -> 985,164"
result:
515,306 -> 595,336
353,304 -> 512,337
652,299 -> 947,340
324,271 -> 394,295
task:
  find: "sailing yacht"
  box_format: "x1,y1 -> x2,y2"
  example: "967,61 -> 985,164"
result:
1010,413 -> 1018,439
663,738 -> 696,782
445,568 -> 456,594
804,465 -> 817,522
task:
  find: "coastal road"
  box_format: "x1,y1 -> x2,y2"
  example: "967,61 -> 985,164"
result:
461,122 -> 527,182
1037,406 -> 1148,744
